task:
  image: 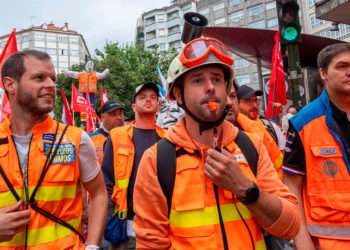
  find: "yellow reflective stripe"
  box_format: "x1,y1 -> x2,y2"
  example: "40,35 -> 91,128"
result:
116,179 -> 129,189
0,189 -> 22,207
31,185 -> 78,201
274,153 -> 284,170
256,239 -> 267,250
0,217 -> 81,247
308,224 -> 350,238
0,185 -> 78,207
169,203 -> 252,228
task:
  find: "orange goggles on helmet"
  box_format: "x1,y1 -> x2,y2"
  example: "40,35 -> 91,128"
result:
179,37 -> 233,68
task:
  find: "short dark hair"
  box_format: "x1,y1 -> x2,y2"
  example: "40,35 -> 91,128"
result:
1,49 -> 51,82
317,43 -> 350,70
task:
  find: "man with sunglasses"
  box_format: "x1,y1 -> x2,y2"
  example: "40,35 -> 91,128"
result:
133,37 -> 299,250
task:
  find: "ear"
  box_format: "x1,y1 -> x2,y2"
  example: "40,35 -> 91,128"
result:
173,86 -> 183,105
319,68 -> 327,82
2,76 -> 16,96
131,103 -> 136,113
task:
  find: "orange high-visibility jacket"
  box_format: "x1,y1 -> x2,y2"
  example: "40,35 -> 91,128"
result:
110,123 -> 166,218
133,120 -> 300,250
237,113 -> 283,173
79,72 -> 97,93
0,117 -> 84,250
290,90 -> 350,248
90,128 -> 109,166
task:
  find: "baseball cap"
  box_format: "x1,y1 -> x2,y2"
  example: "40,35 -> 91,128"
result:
101,100 -> 124,113
134,82 -> 160,100
237,84 -> 263,100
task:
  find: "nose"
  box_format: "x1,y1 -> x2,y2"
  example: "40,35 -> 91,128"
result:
45,77 -> 56,88
205,78 -> 215,93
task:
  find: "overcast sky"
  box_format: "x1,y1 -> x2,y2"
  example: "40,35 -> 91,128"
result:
0,0 -> 170,54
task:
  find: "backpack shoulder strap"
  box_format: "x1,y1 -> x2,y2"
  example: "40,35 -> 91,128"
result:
235,130 -> 259,176
157,138 -> 176,216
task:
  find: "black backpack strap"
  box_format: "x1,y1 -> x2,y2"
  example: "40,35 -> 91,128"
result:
157,138 -> 176,216
235,130 -> 259,176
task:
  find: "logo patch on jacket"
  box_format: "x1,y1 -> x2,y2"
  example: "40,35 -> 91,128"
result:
322,160 -> 338,177
42,133 -> 55,141
319,148 -> 337,155
43,143 -> 76,164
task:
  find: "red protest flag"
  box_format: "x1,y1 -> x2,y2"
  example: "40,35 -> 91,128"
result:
71,84 -> 89,112
60,88 -> 73,125
265,32 -> 287,120
0,30 -> 18,121
99,87 -> 108,109
85,93 -> 96,133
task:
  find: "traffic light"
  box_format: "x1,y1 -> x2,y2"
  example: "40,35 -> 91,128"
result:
278,0 -> 301,44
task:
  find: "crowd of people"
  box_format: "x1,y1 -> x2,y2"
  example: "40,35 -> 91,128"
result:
0,35 -> 349,250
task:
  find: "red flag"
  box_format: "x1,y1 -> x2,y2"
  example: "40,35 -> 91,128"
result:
71,84 -> 89,112
60,88 -> 73,125
99,87 -> 109,109
265,32 -> 287,120
0,30 -> 18,121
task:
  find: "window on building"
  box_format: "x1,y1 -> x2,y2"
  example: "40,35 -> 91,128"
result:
229,10 -> 244,24
158,28 -> 166,37
34,32 -> 45,41
70,36 -> 79,44
248,4 -> 264,18
47,34 -> 56,42
213,2 -> 225,11
146,31 -> 156,40
236,75 -> 250,85
214,17 -> 226,25
199,7 -> 209,17
267,18 -> 278,28
229,0 -> 243,6
168,25 -> 180,35
145,16 -> 156,26
266,1 -> 276,11
159,43 -> 166,50
234,58 -> 249,69
157,14 -> 165,22
21,34 -> 30,43
58,36 -> 68,43
167,10 -> 179,20
60,49 -> 69,56
46,48 -> 57,55
169,40 -> 181,49
70,50 -> 79,56
248,20 -> 266,29
310,14 -> 325,28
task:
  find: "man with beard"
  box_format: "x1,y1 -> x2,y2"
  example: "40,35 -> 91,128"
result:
102,82 -> 165,249
283,43 -> 350,249
235,85 -> 284,174
0,50 -> 107,250
133,37 -> 299,249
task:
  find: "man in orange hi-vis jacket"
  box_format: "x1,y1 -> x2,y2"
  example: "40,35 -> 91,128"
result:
133,37 -> 300,250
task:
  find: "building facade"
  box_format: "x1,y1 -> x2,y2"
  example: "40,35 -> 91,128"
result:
0,23 -> 90,73
315,0 -> 350,25
138,0 -> 197,51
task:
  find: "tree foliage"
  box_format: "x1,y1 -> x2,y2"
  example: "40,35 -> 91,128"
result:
55,43 -> 177,120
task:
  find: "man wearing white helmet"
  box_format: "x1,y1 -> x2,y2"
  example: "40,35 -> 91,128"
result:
133,37 -> 299,249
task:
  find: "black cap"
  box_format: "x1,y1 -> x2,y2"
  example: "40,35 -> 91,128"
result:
237,85 -> 263,100
101,100 -> 124,113
134,82 -> 160,100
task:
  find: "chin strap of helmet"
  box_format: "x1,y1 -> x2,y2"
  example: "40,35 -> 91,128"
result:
179,86 -> 227,134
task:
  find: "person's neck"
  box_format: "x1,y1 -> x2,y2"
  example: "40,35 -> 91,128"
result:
134,113 -> 156,129
328,90 -> 350,114
184,115 -> 223,147
10,107 -> 47,136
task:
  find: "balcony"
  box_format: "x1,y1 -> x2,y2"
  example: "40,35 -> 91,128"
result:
316,0 -> 350,24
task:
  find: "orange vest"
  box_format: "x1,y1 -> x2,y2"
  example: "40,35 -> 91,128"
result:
79,72 -> 97,93
167,137 -> 266,250
237,113 -> 283,173
90,129 -> 109,166
292,90 -> 350,242
110,123 -> 165,218
0,117 -> 84,250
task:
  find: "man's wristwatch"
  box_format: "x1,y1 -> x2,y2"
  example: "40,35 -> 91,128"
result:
238,182 -> 260,205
